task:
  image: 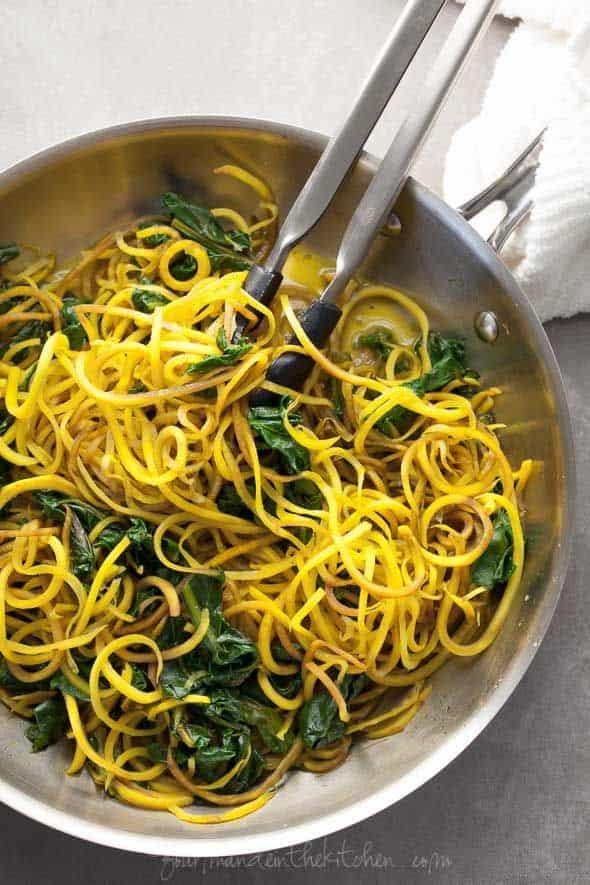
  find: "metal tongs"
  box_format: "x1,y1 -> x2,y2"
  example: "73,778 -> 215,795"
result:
240,0 -> 500,406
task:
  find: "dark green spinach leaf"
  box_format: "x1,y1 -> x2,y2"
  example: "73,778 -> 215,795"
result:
180,572 -> 259,687
223,742 -> 265,793
216,479 -> 277,523
0,409 -> 14,437
25,696 -> 68,752
170,253 -> 197,281
94,524 -> 126,553
205,688 -> 292,754
355,327 -> 395,359
0,318 -> 51,363
131,287 -> 169,313
157,616 -> 187,651
33,493 -> 100,583
130,663 -> 149,691
160,659 -> 208,699
298,674 -> 368,749
33,491 -> 105,532
138,222 -> 170,248
147,742 -> 188,764
49,671 -> 90,701
216,483 -> 253,521
376,332 -> 468,436
285,478 -> 322,511
329,376 -> 345,420
187,328 -> 252,375
0,660 -> 48,693
0,245 -> 19,266
162,192 -> 252,274
248,396 -> 310,475
471,508 -> 515,590
68,508 -> 95,582
60,293 -> 87,350
128,585 -> 161,618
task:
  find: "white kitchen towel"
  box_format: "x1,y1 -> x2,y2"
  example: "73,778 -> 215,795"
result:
444,1 -> 590,322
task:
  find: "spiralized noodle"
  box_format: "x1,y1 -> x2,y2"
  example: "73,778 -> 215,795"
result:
0,166 -> 530,825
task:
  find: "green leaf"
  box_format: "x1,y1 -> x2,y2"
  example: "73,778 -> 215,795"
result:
33,493 -> 99,583
18,361 -> 38,392
160,659 -> 208,699
284,478 -> 322,543
426,331 -> 465,366
0,660 -> 49,693
130,663 -> 149,691
189,726 -> 247,784
127,517 -> 153,556
216,479 -> 277,523
248,396 -> 310,475
285,478 -> 322,511
33,491 -> 105,532
355,327 -> 395,359
242,669 -> 302,702
216,484 -> 253,521
147,742 -> 188,764
0,318 -> 51,363
68,508 -> 95,582
471,508 -> 516,590
49,671 -> 90,701
0,457 -> 11,488
376,332 -> 468,436
374,377 -> 425,436
170,715 -> 265,793
138,222 -> 170,248
205,688 -> 293,754
180,572 -> 259,687
25,696 -> 68,752
298,674 -> 368,749
157,616 -> 187,651
199,246 -> 251,274
183,570 -> 225,620
0,292 -> 16,312
94,524 -> 126,553
223,743 -> 265,793
0,409 -> 14,437
162,193 -> 252,274
329,376 -> 345,420
95,517 -> 182,587
0,244 -> 19,266
60,293 -> 88,350
128,585 -> 160,618
272,641 -> 303,663
174,720 -> 217,750
170,253 -> 197,281
187,328 -> 252,374
131,287 -> 169,313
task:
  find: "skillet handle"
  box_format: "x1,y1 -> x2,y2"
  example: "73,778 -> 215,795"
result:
457,129 -> 544,253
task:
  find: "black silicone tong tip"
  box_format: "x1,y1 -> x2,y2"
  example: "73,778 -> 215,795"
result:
232,265 -> 283,343
248,299 -> 342,408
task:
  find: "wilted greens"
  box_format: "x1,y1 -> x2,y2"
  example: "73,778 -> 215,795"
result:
248,396 -> 310,474
162,192 -> 252,273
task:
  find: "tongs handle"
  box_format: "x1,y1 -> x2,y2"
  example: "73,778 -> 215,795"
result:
321,0 -> 499,306
252,0 -> 499,406
264,0 -> 447,274
236,0 -> 447,333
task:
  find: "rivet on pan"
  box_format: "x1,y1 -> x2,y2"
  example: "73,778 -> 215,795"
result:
382,212 -> 402,237
474,310 -> 499,343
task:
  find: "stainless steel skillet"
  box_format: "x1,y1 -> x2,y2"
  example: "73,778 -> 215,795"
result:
0,115 -> 574,856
